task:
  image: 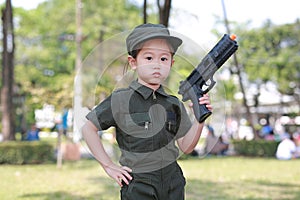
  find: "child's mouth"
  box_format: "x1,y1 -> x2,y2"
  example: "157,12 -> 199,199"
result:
153,72 -> 161,77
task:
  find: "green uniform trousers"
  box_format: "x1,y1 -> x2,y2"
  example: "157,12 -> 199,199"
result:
120,162 -> 186,200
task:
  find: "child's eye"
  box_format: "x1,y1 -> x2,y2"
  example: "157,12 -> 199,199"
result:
161,57 -> 168,61
146,56 -> 152,61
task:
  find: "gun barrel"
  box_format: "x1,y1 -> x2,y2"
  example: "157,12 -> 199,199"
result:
179,34 -> 238,94
196,34 -> 238,81
230,34 -> 236,40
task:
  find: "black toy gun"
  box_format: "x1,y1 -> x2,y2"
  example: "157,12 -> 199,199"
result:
178,34 -> 238,123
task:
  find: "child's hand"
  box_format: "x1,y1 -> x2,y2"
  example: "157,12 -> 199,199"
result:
104,163 -> 133,187
189,94 -> 213,112
199,94 -> 213,111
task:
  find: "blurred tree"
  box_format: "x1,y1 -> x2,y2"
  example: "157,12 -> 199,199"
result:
236,20 -> 300,109
143,0 -> 147,24
221,0 -> 255,134
142,0 -> 172,27
157,0 -> 172,27
2,0 -> 298,140
1,0 -> 15,141
10,0 -> 142,125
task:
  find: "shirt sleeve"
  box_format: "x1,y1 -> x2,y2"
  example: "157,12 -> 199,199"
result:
86,95 -> 116,130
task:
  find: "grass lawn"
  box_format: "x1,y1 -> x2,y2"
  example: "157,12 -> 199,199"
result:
0,157 -> 299,200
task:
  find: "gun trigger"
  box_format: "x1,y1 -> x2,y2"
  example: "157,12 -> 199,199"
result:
203,80 -> 216,93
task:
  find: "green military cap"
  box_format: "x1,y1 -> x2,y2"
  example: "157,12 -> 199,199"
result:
126,23 -> 182,56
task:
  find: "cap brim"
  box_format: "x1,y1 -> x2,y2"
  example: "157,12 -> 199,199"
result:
132,35 -> 182,53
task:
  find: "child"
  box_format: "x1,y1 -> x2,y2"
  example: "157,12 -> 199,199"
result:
25,124 -> 40,141
82,23 -> 212,200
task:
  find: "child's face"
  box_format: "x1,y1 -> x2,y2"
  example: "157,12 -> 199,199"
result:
129,38 -> 174,88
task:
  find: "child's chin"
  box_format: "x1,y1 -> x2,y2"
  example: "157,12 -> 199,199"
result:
149,82 -> 161,86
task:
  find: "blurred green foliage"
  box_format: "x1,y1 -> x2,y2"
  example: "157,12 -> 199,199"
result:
235,20 -> 300,95
232,139 -> 280,157
0,141 -> 54,164
1,0 -> 299,130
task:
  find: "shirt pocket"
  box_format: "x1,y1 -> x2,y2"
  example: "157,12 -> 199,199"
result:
165,111 -> 178,135
122,112 -> 155,152
123,112 -> 151,138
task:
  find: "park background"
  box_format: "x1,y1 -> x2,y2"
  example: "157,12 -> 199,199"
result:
0,0 -> 299,199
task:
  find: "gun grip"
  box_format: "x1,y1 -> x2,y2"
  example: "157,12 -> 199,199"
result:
188,86 -> 212,123
195,103 -> 212,123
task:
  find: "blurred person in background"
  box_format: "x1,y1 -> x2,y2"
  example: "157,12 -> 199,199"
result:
204,125 -> 229,156
25,124 -> 40,141
276,133 -> 298,160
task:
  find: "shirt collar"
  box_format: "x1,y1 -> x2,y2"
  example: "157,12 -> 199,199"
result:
129,80 -> 169,99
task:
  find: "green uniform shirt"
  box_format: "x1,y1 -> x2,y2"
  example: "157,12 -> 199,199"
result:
86,81 -> 192,173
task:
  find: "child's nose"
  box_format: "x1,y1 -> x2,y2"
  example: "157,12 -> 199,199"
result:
152,63 -> 161,69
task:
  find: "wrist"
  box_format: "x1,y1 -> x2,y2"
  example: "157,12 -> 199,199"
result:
99,160 -> 114,169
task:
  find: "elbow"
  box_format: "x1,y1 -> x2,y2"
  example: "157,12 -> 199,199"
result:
179,145 -> 194,154
182,148 -> 194,155
177,139 -> 195,154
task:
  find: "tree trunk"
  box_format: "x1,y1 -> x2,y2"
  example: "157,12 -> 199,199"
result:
157,0 -> 172,27
143,0 -> 147,24
1,0 -> 15,141
221,0 -> 256,137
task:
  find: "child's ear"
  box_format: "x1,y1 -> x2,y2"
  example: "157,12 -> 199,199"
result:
171,59 -> 175,67
128,56 -> 137,70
